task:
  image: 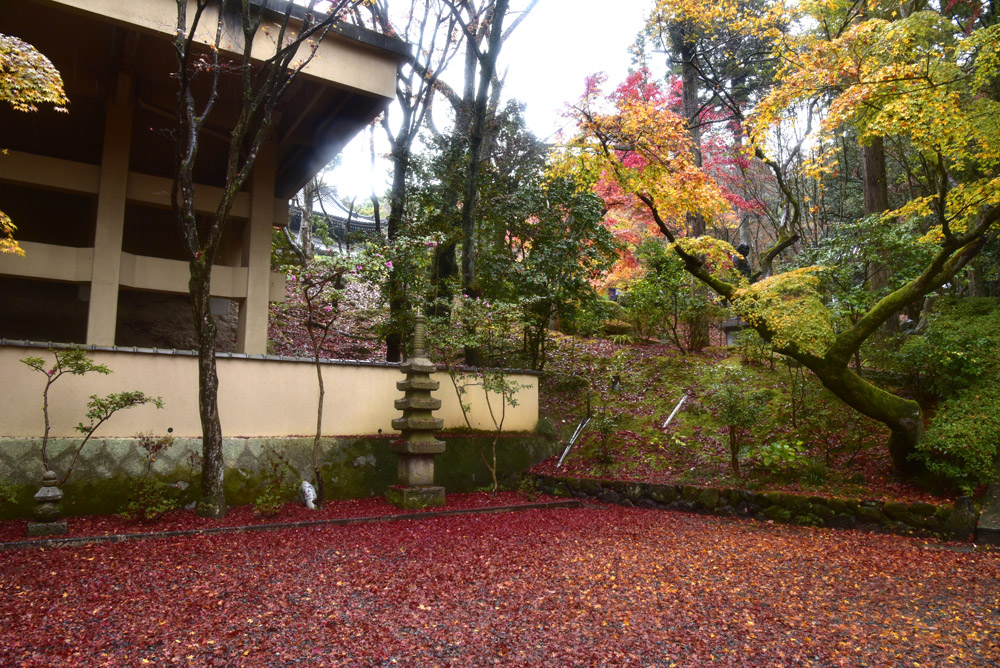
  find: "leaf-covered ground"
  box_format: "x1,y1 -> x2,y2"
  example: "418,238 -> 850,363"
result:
2,505 -> 997,667
0,492 -> 548,544
268,281 -> 387,361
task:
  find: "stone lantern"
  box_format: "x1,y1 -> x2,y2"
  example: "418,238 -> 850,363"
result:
27,470 -> 68,536
387,313 -> 446,509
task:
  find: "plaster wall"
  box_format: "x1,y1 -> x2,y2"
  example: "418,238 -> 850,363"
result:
0,345 -> 539,439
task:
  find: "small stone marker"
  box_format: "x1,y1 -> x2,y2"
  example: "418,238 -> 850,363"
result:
387,313 -> 446,509
27,470 -> 68,536
300,480 -> 317,510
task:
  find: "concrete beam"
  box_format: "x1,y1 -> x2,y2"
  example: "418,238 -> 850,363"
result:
237,139 -> 277,354
0,151 -> 287,226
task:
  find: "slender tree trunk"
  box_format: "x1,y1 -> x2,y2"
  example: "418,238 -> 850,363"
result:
312,355 -> 325,505
190,261 -> 226,517
729,427 -> 740,477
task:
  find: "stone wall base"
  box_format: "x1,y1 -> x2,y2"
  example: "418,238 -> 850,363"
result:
386,485 -> 446,510
530,474 -> 979,541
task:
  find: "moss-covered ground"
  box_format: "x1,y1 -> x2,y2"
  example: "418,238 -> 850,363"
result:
531,334 -> 957,504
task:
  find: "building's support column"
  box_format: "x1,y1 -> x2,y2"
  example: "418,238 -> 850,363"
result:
86,73 -> 134,345
237,139 -> 277,354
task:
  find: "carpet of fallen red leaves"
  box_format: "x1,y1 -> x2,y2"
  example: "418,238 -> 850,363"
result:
2,505 -> 998,667
0,492 -> 547,544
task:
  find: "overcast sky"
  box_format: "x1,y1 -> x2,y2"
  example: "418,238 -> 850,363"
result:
329,0 -> 655,199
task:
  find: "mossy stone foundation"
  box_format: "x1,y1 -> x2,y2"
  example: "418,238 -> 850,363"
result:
531,473 -> 980,541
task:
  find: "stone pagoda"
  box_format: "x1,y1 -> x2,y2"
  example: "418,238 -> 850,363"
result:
387,314 -> 446,509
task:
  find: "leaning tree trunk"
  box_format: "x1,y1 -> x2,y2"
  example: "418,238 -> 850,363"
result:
808,360 -> 922,472
190,261 -> 226,517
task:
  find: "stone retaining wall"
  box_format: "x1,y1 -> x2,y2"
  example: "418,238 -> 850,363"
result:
530,474 -> 979,541
1,434 -> 555,520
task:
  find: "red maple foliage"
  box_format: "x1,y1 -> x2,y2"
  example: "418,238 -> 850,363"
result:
1,505 -> 996,666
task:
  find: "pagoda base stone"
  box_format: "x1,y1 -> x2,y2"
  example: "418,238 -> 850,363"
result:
386,485 -> 445,510
396,453 -> 439,486
27,520 -> 67,537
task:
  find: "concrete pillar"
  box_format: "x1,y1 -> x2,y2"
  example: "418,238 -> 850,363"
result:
86,74 -> 134,345
237,139 -> 277,354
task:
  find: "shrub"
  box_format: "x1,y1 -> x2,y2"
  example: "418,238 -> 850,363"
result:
254,449 -> 297,516
705,367 -> 773,477
913,387 -> 1000,494
121,433 -> 178,522
735,328 -> 772,368
0,479 -> 16,506
757,440 -> 807,470
590,408 -> 623,465
896,297 -> 1000,398
21,347 -> 162,487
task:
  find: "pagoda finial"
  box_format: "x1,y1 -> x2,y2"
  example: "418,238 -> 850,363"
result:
413,313 -> 426,358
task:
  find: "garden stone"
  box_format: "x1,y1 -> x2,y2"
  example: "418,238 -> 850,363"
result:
829,514 -> 857,529
883,501 -> 911,523
626,483 -> 647,502
763,506 -> 792,523
300,480 -> 317,510
697,487 -> 721,510
855,505 -> 886,525
27,470 -> 68,536
599,489 -> 622,505
975,483 -> 1000,546
810,503 -> 834,520
948,496 -> 977,541
648,485 -> 677,504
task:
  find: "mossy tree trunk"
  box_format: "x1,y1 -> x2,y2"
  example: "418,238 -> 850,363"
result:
639,195 -> 998,474
189,260 -> 226,516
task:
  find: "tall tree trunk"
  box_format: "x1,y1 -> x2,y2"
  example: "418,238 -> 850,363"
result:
384,135 -> 411,363
672,21 -> 710,351
862,136 -> 898,330
190,261 -> 226,517
862,136 -> 890,215
458,0 -> 509,365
